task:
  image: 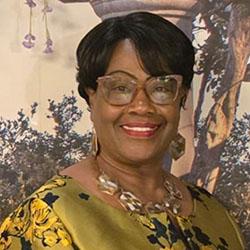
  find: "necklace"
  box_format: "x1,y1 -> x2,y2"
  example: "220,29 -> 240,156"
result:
97,170 -> 183,216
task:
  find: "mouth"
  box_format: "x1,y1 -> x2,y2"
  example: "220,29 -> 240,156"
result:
120,123 -> 161,138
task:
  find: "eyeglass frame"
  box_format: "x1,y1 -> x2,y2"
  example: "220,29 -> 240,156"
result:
96,72 -> 183,106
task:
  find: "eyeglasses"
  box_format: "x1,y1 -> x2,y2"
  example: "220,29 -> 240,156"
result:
96,72 -> 183,106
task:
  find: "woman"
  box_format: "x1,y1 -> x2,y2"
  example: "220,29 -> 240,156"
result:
0,12 -> 245,250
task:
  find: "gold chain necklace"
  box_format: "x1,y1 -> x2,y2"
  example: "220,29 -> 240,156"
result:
97,170 -> 183,215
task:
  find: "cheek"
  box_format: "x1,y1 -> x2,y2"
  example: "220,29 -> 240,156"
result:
160,104 -> 181,124
91,103 -> 124,154
160,107 -> 181,143
91,98 -> 122,131
161,109 -> 180,145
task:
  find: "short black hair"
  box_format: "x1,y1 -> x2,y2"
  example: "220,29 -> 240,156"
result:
76,12 -> 195,105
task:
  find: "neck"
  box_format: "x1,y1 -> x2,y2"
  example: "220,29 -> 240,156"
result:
94,152 -> 169,197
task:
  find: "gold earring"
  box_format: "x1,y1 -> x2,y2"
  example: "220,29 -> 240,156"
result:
91,127 -> 99,157
168,133 -> 185,160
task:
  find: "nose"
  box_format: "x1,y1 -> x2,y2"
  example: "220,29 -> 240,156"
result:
127,88 -> 155,115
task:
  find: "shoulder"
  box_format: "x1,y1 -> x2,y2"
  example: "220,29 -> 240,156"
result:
0,175 -> 74,250
186,183 -> 231,216
186,183 -> 246,249
186,184 -> 214,204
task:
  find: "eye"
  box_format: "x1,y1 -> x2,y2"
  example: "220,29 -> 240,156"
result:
152,83 -> 175,94
108,78 -> 134,93
154,86 -> 170,93
112,85 -> 130,92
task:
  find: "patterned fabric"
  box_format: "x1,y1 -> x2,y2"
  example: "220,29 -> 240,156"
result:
0,175 -> 245,250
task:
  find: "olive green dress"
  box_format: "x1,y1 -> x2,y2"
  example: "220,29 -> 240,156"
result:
0,175 -> 245,250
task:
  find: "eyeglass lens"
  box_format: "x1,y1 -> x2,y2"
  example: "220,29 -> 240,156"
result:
98,73 -> 181,105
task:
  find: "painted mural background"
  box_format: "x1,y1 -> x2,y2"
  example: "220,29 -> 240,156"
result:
0,0 -> 249,247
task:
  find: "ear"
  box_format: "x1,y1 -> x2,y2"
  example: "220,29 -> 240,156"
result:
180,88 -> 189,109
85,88 -> 97,122
85,88 -> 97,109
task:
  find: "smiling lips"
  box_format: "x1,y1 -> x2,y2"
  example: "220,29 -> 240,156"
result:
121,123 -> 160,138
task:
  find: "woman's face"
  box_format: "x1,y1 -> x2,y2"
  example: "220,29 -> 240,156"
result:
88,39 -> 186,166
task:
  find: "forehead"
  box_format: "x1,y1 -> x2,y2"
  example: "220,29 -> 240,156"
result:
105,39 -> 150,80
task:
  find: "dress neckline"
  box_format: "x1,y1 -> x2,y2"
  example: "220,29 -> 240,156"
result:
55,174 -> 197,220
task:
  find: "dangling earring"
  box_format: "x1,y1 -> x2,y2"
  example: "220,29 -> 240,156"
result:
168,133 -> 185,160
91,127 -> 99,157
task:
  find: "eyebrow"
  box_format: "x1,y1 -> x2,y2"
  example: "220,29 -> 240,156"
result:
106,70 -> 137,79
106,70 -> 153,81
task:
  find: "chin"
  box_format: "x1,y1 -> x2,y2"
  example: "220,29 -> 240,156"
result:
117,146 -> 165,165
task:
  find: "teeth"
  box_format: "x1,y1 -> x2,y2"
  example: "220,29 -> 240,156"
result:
122,126 -> 157,132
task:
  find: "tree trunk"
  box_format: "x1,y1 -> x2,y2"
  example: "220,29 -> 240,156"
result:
190,3 -> 250,190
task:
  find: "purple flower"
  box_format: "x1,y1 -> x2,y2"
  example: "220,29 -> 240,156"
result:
23,33 -> 36,49
46,38 -> 53,46
25,0 -> 36,8
43,37 -> 53,53
42,5 -> 53,13
24,33 -> 36,41
22,40 -> 35,49
22,33 -> 36,49
43,45 -> 53,54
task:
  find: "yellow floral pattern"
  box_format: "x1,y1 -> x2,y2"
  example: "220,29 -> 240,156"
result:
35,177 -> 67,194
0,177 -> 71,250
